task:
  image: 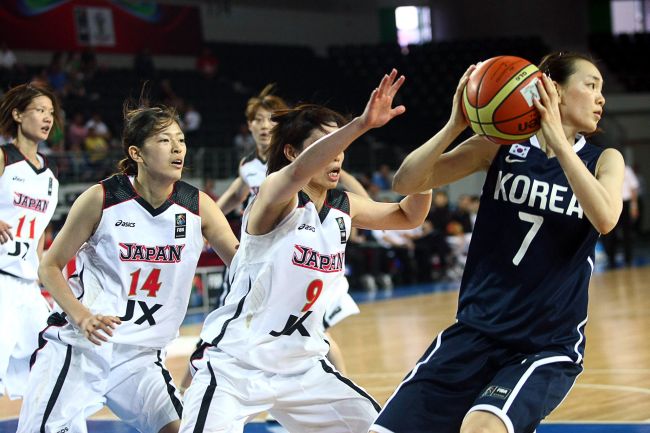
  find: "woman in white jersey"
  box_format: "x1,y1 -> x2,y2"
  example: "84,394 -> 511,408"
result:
0,82 -> 62,399
180,69 -> 432,433
18,103 -> 239,433
213,84 -> 366,374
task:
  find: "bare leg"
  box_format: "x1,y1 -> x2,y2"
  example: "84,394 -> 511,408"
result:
460,410 -> 508,433
158,419 -> 180,433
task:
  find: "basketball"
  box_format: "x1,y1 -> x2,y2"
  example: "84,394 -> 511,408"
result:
462,55 -> 543,145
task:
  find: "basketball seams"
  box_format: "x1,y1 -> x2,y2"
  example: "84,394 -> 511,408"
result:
463,56 -> 542,144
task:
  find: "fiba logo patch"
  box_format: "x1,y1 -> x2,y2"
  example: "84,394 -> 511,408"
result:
175,213 -> 186,239
481,385 -> 512,399
336,217 -> 347,244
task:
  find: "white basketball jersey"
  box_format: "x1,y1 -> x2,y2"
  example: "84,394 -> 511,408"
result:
238,152 -> 266,198
200,189 -> 351,374
0,144 -> 58,281
58,174 -> 204,348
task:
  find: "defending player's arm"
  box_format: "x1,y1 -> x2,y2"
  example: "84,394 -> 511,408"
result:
393,65 -> 500,194
38,185 -> 121,345
533,73 -> 624,234
348,191 -> 431,230
252,70 -> 406,233
339,170 -> 370,198
200,191 -> 239,266
215,176 -> 249,215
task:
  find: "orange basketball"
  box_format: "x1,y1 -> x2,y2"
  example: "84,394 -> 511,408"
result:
462,55 -> 543,145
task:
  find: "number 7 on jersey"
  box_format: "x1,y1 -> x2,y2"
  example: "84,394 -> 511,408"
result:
513,211 -> 544,266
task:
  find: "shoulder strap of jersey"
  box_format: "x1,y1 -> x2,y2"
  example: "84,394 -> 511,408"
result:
101,174 -> 137,209
241,150 -> 259,165
170,180 -> 199,215
1,143 -> 25,166
326,189 -> 350,214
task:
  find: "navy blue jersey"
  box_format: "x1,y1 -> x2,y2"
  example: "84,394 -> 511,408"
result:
457,136 -> 604,358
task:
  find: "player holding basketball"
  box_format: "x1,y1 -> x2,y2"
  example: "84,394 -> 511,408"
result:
370,52 -> 624,433
17,103 -> 239,433
0,83 -> 62,400
179,69 -> 432,433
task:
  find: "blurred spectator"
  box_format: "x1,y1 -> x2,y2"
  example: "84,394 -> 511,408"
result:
63,51 -> 86,99
0,42 -> 17,70
66,112 -> 88,149
371,163 -> 393,191
603,164 -> 639,268
80,48 -> 97,79
452,194 -> 474,233
233,122 -> 255,160
84,126 -> 109,167
632,163 -> 645,235
196,46 -> 219,80
0,42 -> 18,83
46,52 -> 67,95
134,48 -> 156,82
158,78 -> 181,109
429,190 -> 453,233
182,102 -> 202,145
372,228 -> 419,286
85,112 -> 111,141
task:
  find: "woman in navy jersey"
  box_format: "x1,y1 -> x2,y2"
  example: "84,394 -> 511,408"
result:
0,82 -> 62,400
371,52 -> 625,433
18,103 -> 239,433
180,70 -> 432,433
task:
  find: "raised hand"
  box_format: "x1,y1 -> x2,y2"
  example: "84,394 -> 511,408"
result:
449,64 -> 477,130
359,69 -> 406,130
533,73 -> 571,155
78,312 -> 121,345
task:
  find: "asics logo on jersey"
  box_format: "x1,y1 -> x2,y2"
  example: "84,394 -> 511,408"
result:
119,243 -> 185,263
493,170 -> 583,218
12,175 -> 25,182
504,156 -> 526,163
292,245 -> 344,273
55,427 -> 69,433
13,192 -> 49,213
298,224 -> 315,232
115,219 -> 136,227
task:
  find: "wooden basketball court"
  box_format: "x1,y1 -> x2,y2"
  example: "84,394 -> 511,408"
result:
2,266 -> 649,430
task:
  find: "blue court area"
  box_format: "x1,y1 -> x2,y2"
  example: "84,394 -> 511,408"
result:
1,419 -> 649,432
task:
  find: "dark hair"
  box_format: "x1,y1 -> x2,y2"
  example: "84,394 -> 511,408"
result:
117,102 -> 179,175
0,82 -> 63,139
538,51 -> 597,86
266,104 -> 348,175
245,83 -> 288,122
539,51 -> 603,136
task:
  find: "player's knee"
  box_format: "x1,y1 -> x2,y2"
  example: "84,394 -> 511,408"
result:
460,410 -> 508,433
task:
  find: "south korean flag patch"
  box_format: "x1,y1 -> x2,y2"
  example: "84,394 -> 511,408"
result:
509,143 -> 530,159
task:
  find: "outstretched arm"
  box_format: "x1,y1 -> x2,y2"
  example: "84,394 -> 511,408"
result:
216,176 -> 249,215
251,69 -> 407,234
200,191 -> 239,266
339,170 -> 370,198
393,65 -> 499,195
38,185 -> 121,345
348,190 -> 432,230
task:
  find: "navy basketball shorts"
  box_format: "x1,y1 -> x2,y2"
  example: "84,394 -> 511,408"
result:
371,322 -> 583,433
